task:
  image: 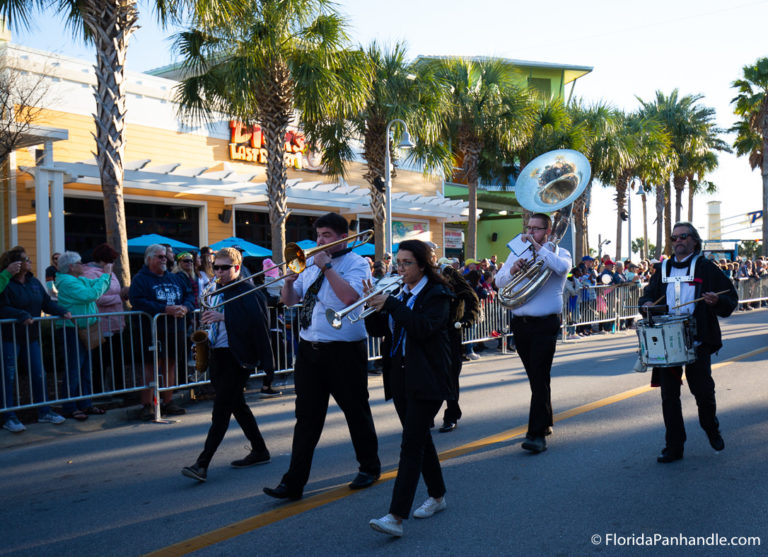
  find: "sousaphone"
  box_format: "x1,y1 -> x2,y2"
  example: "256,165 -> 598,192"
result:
498,149 -> 591,308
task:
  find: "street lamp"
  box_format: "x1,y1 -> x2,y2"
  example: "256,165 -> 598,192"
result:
598,235 -> 611,259
384,119 -> 415,256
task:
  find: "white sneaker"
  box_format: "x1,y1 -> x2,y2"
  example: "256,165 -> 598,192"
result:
467,353 -> 481,361
369,514 -> 403,537
3,417 -> 26,433
39,412 -> 66,425
413,496 -> 447,518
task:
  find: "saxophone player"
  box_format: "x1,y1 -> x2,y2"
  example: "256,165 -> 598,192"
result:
181,247 -> 274,482
494,213 -> 571,454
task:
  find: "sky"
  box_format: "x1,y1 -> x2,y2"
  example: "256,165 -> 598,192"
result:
6,0 -> 768,258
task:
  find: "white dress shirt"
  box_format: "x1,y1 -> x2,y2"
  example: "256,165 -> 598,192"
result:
293,251 -> 370,342
494,243 -> 572,317
664,253 -> 697,316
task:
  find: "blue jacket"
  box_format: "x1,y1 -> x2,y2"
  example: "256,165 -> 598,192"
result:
129,265 -> 195,315
0,273 -> 68,341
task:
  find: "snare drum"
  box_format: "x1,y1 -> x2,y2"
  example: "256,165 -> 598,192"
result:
636,314 -> 697,367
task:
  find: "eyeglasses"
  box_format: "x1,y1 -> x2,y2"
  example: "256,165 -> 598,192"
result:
180,259 -> 193,263
396,260 -> 416,268
525,226 -> 547,232
155,254 -> 167,260
213,264 -> 234,271
670,233 -> 691,242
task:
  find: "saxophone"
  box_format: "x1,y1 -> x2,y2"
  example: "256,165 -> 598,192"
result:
191,279 -> 219,372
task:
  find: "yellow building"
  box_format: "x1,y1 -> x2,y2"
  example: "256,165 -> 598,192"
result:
0,40 -> 468,279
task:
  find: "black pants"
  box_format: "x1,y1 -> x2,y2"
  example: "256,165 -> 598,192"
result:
510,314 -> 560,438
390,387 -> 445,519
442,331 -> 463,423
196,348 -> 268,467
657,346 -> 718,452
282,340 -> 380,490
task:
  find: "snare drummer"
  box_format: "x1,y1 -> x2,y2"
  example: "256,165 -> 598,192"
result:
639,222 -> 737,463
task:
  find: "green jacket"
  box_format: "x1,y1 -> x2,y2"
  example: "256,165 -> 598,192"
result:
0,269 -> 11,295
54,272 -> 111,328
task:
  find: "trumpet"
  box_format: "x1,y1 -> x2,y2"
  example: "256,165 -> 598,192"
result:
326,275 -> 404,329
200,229 -> 374,309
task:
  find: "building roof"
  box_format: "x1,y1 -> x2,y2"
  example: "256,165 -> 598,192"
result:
19,159 -> 468,220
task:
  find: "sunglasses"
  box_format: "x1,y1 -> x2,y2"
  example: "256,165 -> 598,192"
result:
180,259 -> 193,263
155,254 -> 168,260
670,233 -> 691,241
213,264 -> 234,271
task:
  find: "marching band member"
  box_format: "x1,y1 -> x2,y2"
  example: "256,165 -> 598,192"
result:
639,222 -> 737,463
364,240 -> 455,538
494,213 -> 571,454
264,213 -> 380,501
181,247 -> 274,482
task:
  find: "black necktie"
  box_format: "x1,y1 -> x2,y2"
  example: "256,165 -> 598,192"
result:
300,272 -> 325,330
390,292 -> 412,358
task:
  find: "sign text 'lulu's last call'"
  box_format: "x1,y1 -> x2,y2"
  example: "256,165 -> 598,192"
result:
228,120 -> 307,169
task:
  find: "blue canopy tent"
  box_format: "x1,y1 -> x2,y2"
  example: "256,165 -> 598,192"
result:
352,243 -> 375,257
210,237 -> 272,257
293,239 -> 317,250
126,234 -> 197,255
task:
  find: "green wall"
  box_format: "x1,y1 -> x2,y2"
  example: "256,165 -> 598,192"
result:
477,217 -> 523,260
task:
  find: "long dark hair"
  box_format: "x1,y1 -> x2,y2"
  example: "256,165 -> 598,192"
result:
397,240 -> 446,286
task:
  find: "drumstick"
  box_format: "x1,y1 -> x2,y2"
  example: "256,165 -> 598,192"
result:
670,290 -> 730,310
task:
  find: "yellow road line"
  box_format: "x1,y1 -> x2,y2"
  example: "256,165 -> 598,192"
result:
147,344 -> 768,556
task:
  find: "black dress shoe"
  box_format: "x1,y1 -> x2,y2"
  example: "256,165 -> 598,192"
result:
656,448 -> 684,463
706,430 -> 725,451
439,421 -> 457,433
349,471 -> 380,490
181,463 -> 207,482
263,483 -> 302,500
521,436 -> 547,453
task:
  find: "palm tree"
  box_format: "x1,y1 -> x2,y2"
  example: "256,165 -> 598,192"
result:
731,57 -> 768,256
568,100 -> 617,258
311,42 -> 451,260
415,57 -> 535,259
175,0 -> 368,260
637,90 -> 725,252
0,0 -> 242,287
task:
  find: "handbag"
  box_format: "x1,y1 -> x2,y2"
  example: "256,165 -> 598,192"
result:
77,321 -> 105,348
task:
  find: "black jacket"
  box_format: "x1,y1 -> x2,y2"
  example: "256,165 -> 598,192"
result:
0,273 -> 68,341
220,281 -> 275,372
638,256 -> 738,354
365,279 -> 455,401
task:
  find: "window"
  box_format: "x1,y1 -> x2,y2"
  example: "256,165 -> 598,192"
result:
527,77 -> 551,99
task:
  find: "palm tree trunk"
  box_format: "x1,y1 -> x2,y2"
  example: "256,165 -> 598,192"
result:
664,182 -> 673,256
654,182 -> 664,259
459,138 -> 481,260
641,192 -> 648,260
363,122 -> 388,260
614,173 -> 629,260
573,194 -> 585,258
262,116 -> 290,263
673,174 -> 686,223
82,0 -> 138,288
687,174 -> 695,222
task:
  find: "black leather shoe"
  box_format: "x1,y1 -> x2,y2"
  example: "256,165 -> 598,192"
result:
181,463 -> 207,482
521,436 -> 547,453
706,430 -> 725,451
263,483 -> 302,500
349,471 -> 380,490
656,448 -> 684,463
439,421 -> 457,433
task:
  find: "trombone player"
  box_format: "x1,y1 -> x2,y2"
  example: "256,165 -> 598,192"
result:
264,212 -> 381,501
181,247 -> 274,482
494,213 -> 571,454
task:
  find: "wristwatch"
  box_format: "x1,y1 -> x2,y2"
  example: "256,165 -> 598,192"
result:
323,262 -> 333,272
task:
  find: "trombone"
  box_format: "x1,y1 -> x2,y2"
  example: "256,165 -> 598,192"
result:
325,275 -> 403,329
200,229 -> 374,310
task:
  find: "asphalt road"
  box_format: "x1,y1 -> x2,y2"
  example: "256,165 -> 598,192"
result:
1,309 -> 766,556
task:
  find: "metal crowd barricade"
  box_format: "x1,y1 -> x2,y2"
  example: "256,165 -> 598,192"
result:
735,276 -> 768,306
0,311 -> 153,415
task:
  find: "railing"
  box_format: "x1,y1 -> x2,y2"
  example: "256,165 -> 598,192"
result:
734,275 -> 768,306
3,279 -> 763,418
